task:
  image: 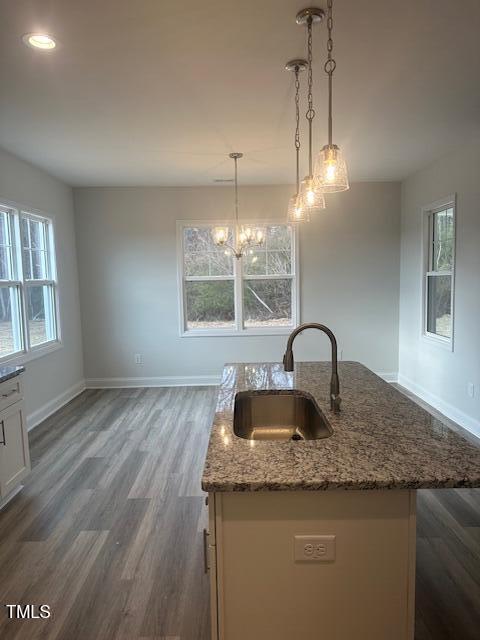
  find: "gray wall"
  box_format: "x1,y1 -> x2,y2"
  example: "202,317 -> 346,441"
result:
73,182 -> 401,382
399,141 -> 480,433
0,148 -> 84,421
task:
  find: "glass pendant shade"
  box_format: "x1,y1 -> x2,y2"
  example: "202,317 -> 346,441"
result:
212,226 -> 229,246
297,176 -> 325,212
287,194 -> 310,222
239,225 -> 265,248
314,144 -> 349,193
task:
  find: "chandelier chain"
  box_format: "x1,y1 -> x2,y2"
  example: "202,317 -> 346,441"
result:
294,66 -> 301,192
324,0 -> 336,145
233,155 -> 239,222
306,18 -> 315,123
295,68 -> 301,151
306,16 -> 315,176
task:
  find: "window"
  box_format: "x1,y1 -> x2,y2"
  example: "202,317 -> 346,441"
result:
0,207 -> 23,358
178,222 -> 298,335
0,202 -> 59,362
423,197 -> 455,345
21,214 -> 58,347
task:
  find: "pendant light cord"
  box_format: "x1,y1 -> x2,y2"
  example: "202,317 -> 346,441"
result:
294,66 -> 301,193
233,155 -> 239,223
306,16 -> 315,177
325,0 -> 336,146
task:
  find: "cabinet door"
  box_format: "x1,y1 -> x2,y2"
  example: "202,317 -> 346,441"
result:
0,401 -> 31,498
208,493 -> 221,640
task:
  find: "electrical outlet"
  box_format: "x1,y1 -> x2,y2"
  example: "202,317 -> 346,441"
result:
134,353 -> 143,365
294,535 -> 336,562
467,382 -> 475,398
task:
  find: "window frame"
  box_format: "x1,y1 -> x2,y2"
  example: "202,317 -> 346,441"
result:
0,206 -> 24,360
421,195 -> 456,350
177,219 -> 300,337
0,199 -> 62,365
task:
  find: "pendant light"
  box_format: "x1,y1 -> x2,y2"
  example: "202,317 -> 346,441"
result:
313,0 -> 349,192
212,153 -> 265,259
286,59 -> 310,223
295,9 -> 325,213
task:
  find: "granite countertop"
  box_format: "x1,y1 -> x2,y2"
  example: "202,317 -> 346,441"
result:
0,365 -> 25,384
201,361 -> 480,492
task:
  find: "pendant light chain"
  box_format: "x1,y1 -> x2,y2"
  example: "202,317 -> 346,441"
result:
294,66 -> 301,193
306,16 -> 315,177
294,3 -> 349,195
325,0 -> 336,146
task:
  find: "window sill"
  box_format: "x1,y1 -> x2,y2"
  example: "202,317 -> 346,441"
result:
421,332 -> 454,352
180,326 -> 296,338
0,340 -> 63,366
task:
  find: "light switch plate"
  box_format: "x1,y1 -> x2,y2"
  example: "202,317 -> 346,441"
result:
294,535 -> 336,562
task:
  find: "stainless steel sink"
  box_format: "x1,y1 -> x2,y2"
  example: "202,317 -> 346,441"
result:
233,390 -> 333,441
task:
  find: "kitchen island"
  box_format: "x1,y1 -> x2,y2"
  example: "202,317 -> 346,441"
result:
201,362 -> 480,640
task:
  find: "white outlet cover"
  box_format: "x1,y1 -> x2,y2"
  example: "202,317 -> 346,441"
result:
294,535 -> 336,562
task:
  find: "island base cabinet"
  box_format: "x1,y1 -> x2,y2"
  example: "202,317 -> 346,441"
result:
209,490 -> 416,640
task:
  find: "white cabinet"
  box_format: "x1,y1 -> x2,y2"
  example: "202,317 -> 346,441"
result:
208,490 -> 416,640
0,375 -> 30,502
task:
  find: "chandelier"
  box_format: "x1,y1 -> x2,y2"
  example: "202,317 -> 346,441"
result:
313,0 -> 349,192
212,153 -> 265,259
287,1 -> 349,220
286,59 -> 310,223
295,8 -> 326,215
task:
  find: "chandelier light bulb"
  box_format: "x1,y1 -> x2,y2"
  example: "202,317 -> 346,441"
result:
314,145 -> 349,193
326,163 -> 336,182
297,176 -> 325,213
287,194 -> 310,223
212,227 -> 229,245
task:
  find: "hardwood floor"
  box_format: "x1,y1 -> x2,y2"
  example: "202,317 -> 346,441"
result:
0,386 -> 479,639
0,387 -> 217,640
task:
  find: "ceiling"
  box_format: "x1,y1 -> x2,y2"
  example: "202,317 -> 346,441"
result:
0,0 -> 479,187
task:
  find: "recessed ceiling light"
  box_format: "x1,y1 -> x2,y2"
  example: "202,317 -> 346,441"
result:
22,33 -> 57,51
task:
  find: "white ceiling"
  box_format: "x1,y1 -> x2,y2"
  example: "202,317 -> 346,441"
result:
0,0 -> 479,187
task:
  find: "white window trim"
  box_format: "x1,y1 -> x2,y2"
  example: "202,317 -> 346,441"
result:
421,194 -> 456,351
176,219 -> 300,337
0,198 -> 62,365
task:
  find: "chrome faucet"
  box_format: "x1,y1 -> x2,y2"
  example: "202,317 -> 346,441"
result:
283,323 -> 341,412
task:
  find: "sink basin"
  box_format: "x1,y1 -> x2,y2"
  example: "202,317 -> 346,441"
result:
233,390 -> 333,441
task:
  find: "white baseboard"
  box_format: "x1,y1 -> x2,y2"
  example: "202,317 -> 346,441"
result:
397,373 -> 480,439
0,484 -> 24,510
376,372 -> 398,383
27,379 -> 86,432
85,375 -> 221,389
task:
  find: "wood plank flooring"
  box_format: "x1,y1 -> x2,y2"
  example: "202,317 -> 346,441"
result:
0,385 -> 479,639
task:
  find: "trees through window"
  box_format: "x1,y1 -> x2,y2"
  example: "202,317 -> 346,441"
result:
0,204 -> 59,361
424,201 -> 455,343
179,223 -> 298,335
